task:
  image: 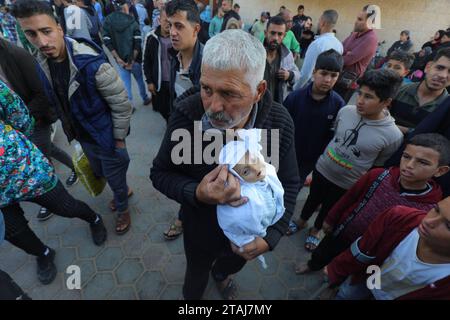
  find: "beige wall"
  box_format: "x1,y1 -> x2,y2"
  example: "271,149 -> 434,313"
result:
239,0 -> 450,54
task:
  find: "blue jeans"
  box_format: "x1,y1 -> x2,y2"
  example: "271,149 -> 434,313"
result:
335,276 -> 373,300
80,142 -> 130,212
117,62 -> 148,103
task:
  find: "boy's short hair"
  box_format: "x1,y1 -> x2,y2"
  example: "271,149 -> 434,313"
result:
166,0 -> 200,25
408,133 -> 450,166
357,69 -> 403,101
314,49 -> 343,73
298,5 -> 305,10
388,50 -> 415,70
11,0 -> 57,23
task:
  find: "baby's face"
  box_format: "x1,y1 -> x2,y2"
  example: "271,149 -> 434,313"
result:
233,152 -> 266,183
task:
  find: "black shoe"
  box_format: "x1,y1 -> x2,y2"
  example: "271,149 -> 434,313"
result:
37,248 -> 57,285
66,170 -> 78,187
37,207 -> 53,222
90,215 -> 107,246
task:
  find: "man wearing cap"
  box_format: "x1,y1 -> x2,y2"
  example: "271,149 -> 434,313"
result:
250,11 -> 269,41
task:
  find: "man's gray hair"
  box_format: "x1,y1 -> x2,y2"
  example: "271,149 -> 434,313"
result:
322,9 -> 338,26
202,30 -> 267,93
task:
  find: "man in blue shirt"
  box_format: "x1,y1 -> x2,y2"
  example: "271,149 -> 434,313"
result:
284,49 -> 345,234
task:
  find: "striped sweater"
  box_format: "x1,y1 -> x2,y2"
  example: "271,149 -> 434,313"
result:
150,89 -> 300,250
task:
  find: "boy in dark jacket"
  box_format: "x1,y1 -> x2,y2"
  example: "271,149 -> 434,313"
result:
324,200 -> 450,300
284,49 -> 345,234
143,6 -> 171,121
296,133 -> 449,274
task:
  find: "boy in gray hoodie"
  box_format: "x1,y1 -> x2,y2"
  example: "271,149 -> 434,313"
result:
294,69 -> 404,251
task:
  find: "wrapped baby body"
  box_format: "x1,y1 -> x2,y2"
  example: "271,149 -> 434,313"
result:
217,129 -> 285,268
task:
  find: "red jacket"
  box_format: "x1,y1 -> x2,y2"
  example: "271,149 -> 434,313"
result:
325,167 -> 442,243
328,206 -> 450,300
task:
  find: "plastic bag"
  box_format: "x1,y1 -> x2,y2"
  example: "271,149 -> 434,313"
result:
72,143 -> 106,197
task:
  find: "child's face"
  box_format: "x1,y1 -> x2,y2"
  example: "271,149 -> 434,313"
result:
400,144 -> 449,184
233,152 -> 266,183
312,69 -> 340,94
356,86 -> 391,120
386,59 -> 409,77
419,198 -> 450,255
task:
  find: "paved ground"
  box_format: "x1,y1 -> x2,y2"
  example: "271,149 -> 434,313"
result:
0,77 -> 326,300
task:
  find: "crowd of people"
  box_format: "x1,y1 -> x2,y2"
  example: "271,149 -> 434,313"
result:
0,0 -> 449,301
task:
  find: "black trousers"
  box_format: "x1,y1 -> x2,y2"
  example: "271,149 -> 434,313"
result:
152,81 -> 171,122
1,180 -> 97,257
300,169 -> 347,230
307,234 -> 351,271
182,214 -> 247,300
0,270 -> 31,300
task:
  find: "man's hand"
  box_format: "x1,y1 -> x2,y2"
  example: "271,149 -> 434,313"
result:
115,56 -> 126,68
231,237 -> 270,261
195,165 -> 248,206
148,83 -> 157,96
276,68 -> 290,81
125,61 -> 134,71
115,140 -> 126,149
322,222 -> 333,235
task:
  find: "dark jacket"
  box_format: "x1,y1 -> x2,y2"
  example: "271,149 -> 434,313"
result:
150,89 -> 301,250
220,10 -> 241,32
143,26 -> 168,91
0,38 -> 57,126
284,83 -> 345,169
168,39 -> 203,112
37,37 -> 132,151
102,11 -> 142,63
386,39 -> 413,56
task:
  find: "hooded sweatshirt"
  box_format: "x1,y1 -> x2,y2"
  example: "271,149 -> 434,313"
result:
102,11 -> 142,63
325,166 -> 442,244
316,105 -> 403,190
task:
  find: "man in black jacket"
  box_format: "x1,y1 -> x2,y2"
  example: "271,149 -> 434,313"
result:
150,30 -> 300,300
219,0 -> 241,32
0,37 -> 78,222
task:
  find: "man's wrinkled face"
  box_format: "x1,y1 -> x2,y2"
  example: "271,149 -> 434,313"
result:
18,14 -> 65,60
265,23 -> 286,51
168,11 -> 199,51
424,56 -> 450,91
200,65 -> 264,130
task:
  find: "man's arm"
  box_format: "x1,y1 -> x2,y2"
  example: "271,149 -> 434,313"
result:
343,35 -> 377,67
295,41 -> 317,90
284,51 -> 300,86
143,35 -> 155,85
16,49 -> 51,126
94,63 -> 132,141
150,118 -> 203,208
131,22 -> 141,63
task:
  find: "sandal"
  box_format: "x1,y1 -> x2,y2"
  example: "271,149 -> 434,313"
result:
109,188 -> 134,211
286,221 -> 298,236
163,222 -> 183,240
115,210 -> 131,235
305,234 -> 320,252
216,278 -> 237,300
